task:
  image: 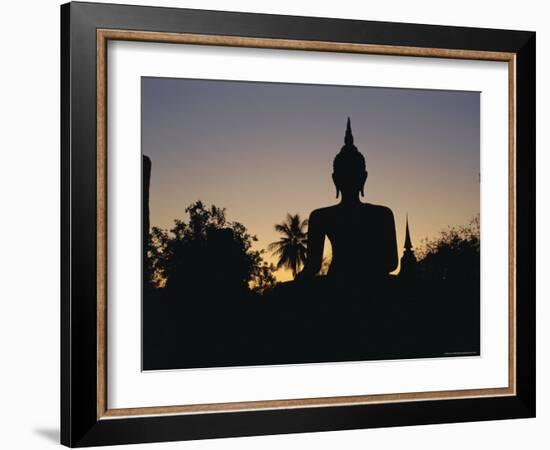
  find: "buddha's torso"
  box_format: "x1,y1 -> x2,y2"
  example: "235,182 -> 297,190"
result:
312,202 -> 397,277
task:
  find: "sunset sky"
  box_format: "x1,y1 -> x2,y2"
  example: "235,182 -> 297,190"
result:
142,77 -> 480,281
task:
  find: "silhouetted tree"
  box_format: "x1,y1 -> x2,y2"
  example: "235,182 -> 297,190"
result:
268,213 -> 308,278
148,226 -> 169,288
417,215 -> 480,282
148,201 -> 274,296
250,260 -> 278,295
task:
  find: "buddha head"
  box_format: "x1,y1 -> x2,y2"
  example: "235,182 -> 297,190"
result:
332,118 -> 367,199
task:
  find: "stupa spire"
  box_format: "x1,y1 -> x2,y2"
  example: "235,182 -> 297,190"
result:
399,214 -> 418,278
404,214 -> 413,250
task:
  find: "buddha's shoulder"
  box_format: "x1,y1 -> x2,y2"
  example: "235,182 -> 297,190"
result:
308,205 -> 339,220
309,203 -> 394,219
361,202 -> 394,217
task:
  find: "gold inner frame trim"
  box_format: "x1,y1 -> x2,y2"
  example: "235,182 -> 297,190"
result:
96,28 -> 517,420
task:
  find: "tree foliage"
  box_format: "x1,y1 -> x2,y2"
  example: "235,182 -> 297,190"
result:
147,201 -> 275,296
268,213 -> 309,278
416,215 -> 480,282
250,261 -> 278,295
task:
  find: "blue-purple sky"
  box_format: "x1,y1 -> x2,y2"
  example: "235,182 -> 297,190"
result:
142,77 -> 479,280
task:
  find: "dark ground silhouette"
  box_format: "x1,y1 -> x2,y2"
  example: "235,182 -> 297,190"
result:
143,275 -> 479,370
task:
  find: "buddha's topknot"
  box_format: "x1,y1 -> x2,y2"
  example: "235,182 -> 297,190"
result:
333,117 -> 366,174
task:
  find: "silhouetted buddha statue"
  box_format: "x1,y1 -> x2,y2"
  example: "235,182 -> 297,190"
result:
299,118 -> 398,281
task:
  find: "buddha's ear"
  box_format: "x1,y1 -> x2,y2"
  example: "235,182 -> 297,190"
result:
360,170 -> 368,197
332,172 -> 339,198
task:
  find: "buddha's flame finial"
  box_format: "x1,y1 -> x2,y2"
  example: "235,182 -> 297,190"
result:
345,117 -> 354,146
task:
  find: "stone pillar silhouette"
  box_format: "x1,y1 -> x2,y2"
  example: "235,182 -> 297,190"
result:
143,155 -> 152,288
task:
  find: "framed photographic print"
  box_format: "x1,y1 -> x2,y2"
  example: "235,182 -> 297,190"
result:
61,1 -> 536,447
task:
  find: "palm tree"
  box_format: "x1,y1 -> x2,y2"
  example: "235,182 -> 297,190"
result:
268,213 -> 308,278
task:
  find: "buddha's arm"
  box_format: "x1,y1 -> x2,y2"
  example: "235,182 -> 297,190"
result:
298,210 -> 324,278
383,209 -> 399,273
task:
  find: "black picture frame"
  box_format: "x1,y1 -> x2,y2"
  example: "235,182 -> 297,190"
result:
61,1 -> 535,447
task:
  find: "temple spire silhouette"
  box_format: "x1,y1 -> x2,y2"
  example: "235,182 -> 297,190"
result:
400,214 -> 418,278
404,214 -> 413,250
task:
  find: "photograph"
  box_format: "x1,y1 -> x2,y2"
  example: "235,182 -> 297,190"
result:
50,1 -> 537,447
141,77 -> 481,370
